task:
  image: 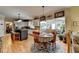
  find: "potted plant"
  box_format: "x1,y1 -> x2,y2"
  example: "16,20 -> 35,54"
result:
58,34 -> 64,41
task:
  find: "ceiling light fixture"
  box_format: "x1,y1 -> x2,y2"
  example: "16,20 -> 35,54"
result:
40,6 -> 46,21
17,20 -> 22,22
17,13 -> 22,22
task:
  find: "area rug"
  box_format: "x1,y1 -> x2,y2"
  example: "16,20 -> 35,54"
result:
31,41 -> 66,53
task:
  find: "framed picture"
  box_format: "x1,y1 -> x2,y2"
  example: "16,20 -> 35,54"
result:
54,11 -> 64,18
40,16 -> 46,21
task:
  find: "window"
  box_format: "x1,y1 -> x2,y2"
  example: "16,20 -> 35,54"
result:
40,21 -> 47,32
51,24 -> 55,29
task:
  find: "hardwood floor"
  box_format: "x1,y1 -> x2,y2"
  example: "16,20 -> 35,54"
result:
2,34 -> 34,53
2,34 -> 67,53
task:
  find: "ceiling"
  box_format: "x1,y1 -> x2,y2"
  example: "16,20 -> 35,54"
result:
0,6 -> 70,19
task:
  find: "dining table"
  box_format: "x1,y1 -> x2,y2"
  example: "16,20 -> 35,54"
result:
39,33 -> 54,52
40,33 -> 53,42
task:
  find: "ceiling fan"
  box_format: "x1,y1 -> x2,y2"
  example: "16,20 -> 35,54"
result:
15,13 -> 33,22
34,6 -> 53,21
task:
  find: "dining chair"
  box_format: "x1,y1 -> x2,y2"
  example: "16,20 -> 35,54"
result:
33,31 -> 41,50
49,31 -> 57,52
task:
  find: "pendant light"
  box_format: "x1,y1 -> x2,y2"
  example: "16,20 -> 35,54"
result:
40,6 -> 46,21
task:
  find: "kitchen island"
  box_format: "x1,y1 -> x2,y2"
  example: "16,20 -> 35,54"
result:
12,29 -> 28,41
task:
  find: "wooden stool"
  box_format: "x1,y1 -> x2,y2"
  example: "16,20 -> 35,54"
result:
12,32 -> 20,41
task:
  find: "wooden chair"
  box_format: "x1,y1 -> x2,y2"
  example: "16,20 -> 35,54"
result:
11,32 -> 20,42
49,31 -> 56,51
33,31 -> 41,49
